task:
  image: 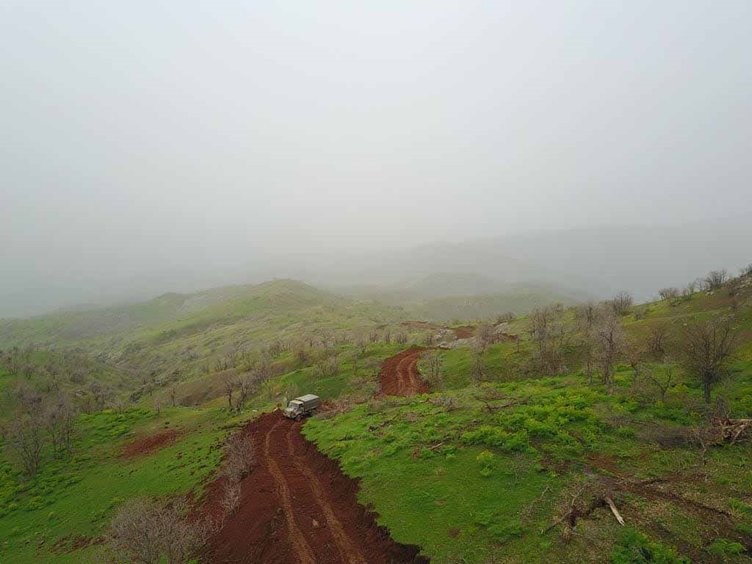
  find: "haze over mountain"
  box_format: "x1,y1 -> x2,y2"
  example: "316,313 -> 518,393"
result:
2,216 -> 749,318
4,3 -> 752,563
2,1 -> 751,316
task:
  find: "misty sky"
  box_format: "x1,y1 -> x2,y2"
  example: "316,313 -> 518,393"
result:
2,1 -> 751,315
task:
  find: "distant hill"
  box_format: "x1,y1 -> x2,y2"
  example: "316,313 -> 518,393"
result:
333,273 -> 584,322
403,287 -> 581,322
305,217 -> 752,303
0,280 -> 406,388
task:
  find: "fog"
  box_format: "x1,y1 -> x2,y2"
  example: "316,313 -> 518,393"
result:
2,1 -> 751,317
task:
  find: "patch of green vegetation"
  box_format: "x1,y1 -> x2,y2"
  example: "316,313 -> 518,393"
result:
707,538 -> 745,559
306,401 -> 554,562
0,407 -> 225,563
305,361 -> 752,562
611,527 -> 689,563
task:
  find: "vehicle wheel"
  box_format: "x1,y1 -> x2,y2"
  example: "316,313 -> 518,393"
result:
296,414 -> 302,421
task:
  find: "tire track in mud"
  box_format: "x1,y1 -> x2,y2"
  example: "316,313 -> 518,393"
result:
379,347 -> 430,397
285,423 -> 367,564
264,418 -> 317,564
203,412 -> 426,563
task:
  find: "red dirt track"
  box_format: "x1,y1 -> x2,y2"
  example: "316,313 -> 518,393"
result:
120,429 -> 178,459
378,347 -> 430,396
203,413 -> 426,563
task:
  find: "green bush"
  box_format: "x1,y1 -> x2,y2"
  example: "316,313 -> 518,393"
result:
488,520 -> 523,542
707,538 -> 744,558
462,426 -> 531,453
611,528 -> 689,563
476,450 -> 495,477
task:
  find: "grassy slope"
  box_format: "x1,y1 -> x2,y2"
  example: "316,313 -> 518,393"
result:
404,289 -> 580,323
3,278 -> 752,562
0,406 -> 226,562
305,283 -> 752,563
0,281 -> 415,562
0,280 -> 409,408
0,339 -> 415,563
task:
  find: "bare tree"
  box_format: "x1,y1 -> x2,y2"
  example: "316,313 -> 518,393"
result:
382,329 -> 392,345
625,340 -> 645,386
741,263 -> 752,278
475,323 -> 495,350
423,350 -> 444,389
645,364 -> 676,403
222,377 -> 236,411
109,497 -> 208,564
496,312 -> 516,324
4,413 -> 45,477
590,308 -> 625,388
13,381 -> 43,413
646,324 -> 669,360
704,269 -> 728,291
609,292 -> 633,316
313,355 -> 340,379
222,432 -> 256,484
235,372 -> 261,412
44,394 -> 77,459
220,482 -> 241,517
169,386 -> 177,408
575,302 -> 597,332
681,319 -> 737,404
529,305 -> 565,375
658,287 -> 680,302
356,334 -> 369,357
683,279 -> 701,299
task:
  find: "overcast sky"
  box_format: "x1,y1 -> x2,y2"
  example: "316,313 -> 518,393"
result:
1,1 -> 751,315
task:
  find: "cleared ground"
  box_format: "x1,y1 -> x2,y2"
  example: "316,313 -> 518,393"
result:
378,347 -> 430,396
203,412 -> 426,563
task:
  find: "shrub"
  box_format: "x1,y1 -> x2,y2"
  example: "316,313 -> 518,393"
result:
108,497 -> 208,563
476,450 -> 495,476
221,432 -> 256,484
461,427 -> 531,452
658,288 -> 680,302
488,520 -> 523,543
611,528 -> 688,563
707,538 -> 744,558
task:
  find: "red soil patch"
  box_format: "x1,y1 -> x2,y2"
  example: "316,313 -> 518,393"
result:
378,347 -> 430,397
202,413 -> 427,563
452,326 -> 475,339
400,321 -> 475,341
120,429 -> 179,459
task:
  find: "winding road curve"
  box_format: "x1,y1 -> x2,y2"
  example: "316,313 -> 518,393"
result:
204,410 -> 426,563
378,347 -> 430,396
204,346 -> 433,562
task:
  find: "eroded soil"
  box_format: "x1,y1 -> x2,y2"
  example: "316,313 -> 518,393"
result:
203,413 -> 426,563
378,347 -> 430,397
120,429 -> 179,459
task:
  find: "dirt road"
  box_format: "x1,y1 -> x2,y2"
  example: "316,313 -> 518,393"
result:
378,347 -> 430,396
203,413 -> 426,563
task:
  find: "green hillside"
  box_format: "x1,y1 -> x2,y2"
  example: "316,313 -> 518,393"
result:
2,273 -> 752,562
305,275 -> 752,562
0,279 -> 409,408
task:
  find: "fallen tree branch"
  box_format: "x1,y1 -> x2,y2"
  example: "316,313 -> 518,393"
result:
605,497 -> 625,526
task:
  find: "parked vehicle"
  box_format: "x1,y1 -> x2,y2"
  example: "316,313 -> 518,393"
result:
282,394 -> 321,420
